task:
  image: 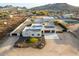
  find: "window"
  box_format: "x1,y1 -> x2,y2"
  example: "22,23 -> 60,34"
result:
38,34 -> 40,36
52,30 -> 55,33
30,29 -> 41,31
12,33 -> 17,36
32,34 -> 34,36
32,25 -> 42,28
26,29 -> 29,32
44,30 -> 50,33
45,26 -> 54,28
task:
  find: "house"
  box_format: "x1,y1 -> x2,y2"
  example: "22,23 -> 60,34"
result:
43,23 -> 56,33
30,24 -> 43,37
22,27 -> 30,37
22,23 -> 59,39
63,14 -> 74,18
33,16 -> 55,25
43,23 -> 59,40
22,24 -> 43,37
33,18 -> 43,24
43,16 -> 55,23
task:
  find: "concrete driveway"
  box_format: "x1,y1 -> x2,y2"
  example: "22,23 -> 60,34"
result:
44,33 -> 59,40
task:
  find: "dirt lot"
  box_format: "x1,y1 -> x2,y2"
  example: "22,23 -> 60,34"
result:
1,32 -> 79,56
0,16 -> 26,39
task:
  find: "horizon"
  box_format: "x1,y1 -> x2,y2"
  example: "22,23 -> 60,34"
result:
0,0 -> 79,8
0,3 -> 79,9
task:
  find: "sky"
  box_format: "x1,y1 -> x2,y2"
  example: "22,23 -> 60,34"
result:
0,0 -> 79,8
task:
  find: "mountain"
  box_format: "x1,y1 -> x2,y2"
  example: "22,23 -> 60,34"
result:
31,3 -> 79,11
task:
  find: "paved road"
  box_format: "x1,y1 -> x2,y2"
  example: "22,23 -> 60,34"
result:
0,36 -> 19,55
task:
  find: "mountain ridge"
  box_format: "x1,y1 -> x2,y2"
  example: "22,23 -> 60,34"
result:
31,3 -> 79,11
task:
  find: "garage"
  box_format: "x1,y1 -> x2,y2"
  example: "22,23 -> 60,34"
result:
43,23 -> 56,33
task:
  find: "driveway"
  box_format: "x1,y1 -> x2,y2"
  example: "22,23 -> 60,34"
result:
44,33 -> 59,40
0,36 -> 19,55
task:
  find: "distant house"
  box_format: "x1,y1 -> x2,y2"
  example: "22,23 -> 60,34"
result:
33,16 -> 55,24
33,18 -> 43,24
43,16 -> 55,22
63,14 -> 74,18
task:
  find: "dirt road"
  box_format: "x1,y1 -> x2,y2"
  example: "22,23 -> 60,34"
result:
1,32 -> 79,56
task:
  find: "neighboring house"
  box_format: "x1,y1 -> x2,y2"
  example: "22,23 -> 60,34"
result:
33,18 -> 43,24
43,23 -> 56,33
43,23 -> 59,40
63,14 -> 74,18
33,16 -> 55,25
43,16 -> 55,23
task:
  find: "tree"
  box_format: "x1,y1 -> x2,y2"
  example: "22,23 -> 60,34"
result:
32,10 -> 49,16
0,12 -> 9,19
